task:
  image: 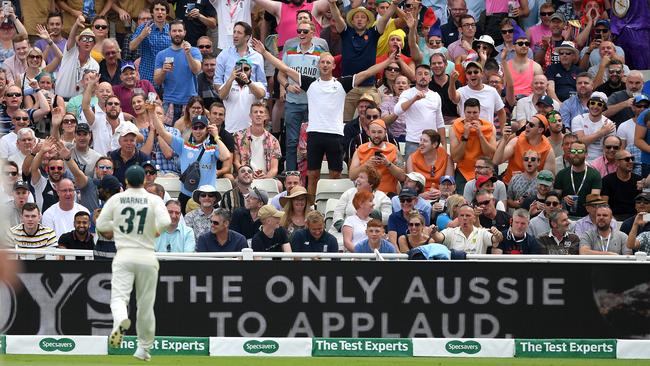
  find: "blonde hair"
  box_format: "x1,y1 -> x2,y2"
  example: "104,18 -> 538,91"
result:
446,194 -> 466,218
280,195 -> 313,228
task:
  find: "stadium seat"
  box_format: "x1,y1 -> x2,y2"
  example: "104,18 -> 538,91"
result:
214,178 -> 233,194
320,160 -> 349,178
154,177 -> 182,198
315,179 -> 354,213
324,198 -> 339,230
251,178 -> 280,198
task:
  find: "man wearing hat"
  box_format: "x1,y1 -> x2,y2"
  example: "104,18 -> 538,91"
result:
390,172 -> 432,224
516,75 -> 561,126
622,192 -> 650,235
495,113 -> 556,185
450,60 -> 506,127
521,170 -> 555,215
601,149 -> 642,220
109,123 -> 151,186
154,20 -> 203,122
329,0 -> 391,120
69,122 -> 101,178
533,11 -> 569,69
112,62 -> 157,116
185,184 -> 221,240
251,204 -> 291,254
579,19 -> 625,69
387,187 -> 430,245
154,200 -> 196,253
349,118 -> 404,195
570,91 -> 615,162
7,179 -> 30,227
230,187 -> 267,239
98,165 -> 171,361
572,193 -> 609,236
344,96 -> 399,163
55,15 -> 100,99
218,57 -> 267,133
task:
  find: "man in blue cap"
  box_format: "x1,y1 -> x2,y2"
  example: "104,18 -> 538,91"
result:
97,165 -> 171,362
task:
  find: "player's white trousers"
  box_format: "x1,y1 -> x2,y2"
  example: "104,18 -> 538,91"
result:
110,256 -> 159,350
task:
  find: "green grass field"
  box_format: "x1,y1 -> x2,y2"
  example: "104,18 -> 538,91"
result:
3,355 -> 650,365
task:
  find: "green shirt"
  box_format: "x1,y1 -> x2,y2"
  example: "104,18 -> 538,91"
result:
553,166 -> 602,217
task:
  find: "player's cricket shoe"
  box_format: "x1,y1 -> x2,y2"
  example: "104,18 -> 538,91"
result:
109,318 -> 131,348
133,347 -> 151,361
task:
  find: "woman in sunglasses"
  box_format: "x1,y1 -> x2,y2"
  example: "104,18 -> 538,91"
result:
90,16 -> 110,63
174,96 -> 206,141
16,26 -> 61,93
50,109 -> 78,147
379,74 -> 409,143
397,210 -> 435,253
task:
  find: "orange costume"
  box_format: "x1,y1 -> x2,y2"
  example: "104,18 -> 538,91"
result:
452,118 -> 495,181
502,134 -> 552,184
356,142 -> 400,194
409,146 -> 449,190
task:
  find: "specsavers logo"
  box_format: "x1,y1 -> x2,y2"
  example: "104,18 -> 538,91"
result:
445,340 -> 481,354
243,340 -> 279,354
39,337 -> 76,352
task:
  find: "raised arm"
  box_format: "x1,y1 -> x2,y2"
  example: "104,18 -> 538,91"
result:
58,140 -> 88,188
405,13 -> 422,65
30,90 -> 52,122
130,22 -> 152,51
353,52 -> 394,87
251,38 -> 300,82
81,79 -> 97,125
150,103 -> 173,145
448,70 -> 461,104
66,14 -> 85,51
328,0 -> 346,33
253,0 -> 281,19
37,24 -> 63,73
376,0 -> 397,34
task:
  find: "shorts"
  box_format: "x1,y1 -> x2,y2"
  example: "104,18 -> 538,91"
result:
307,132 -> 343,172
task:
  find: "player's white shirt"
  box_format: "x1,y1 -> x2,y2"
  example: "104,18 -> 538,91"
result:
96,187 -> 171,258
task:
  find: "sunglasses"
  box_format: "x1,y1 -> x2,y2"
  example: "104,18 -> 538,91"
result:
593,28 -> 608,33
211,220 -> 221,225
636,104 -> 650,109
523,156 -> 538,162
198,44 -> 212,49
63,118 -> 77,124
540,11 -> 554,16
13,116 -> 29,121
49,166 -> 64,171
192,124 -> 206,130
106,101 -> 120,106
4,171 -> 17,176
297,29 -> 310,34
466,70 -> 480,75
403,3 -> 415,8
570,149 -> 586,154
636,198 -> 650,204
285,170 -> 300,176
5,92 -> 21,97
476,199 -> 491,206
145,170 -> 157,175
408,222 -> 422,227
589,100 -> 605,108
544,201 -> 561,207
200,193 -> 217,198
240,168 -> 253,174
240,67 -> 251,72
618,156 -> 634,162
386,66 -> 401,72
527,121 -> 541,129
558,52 -> 573,56
365,114 -> 380,120
515,41 -> 531,47
501,29 -> 514,34
608,69 -> 622,74
477,44 -> 490,50
604,145 -> 620,150
399,197 -> 414,203
94,24 -> 108,30
80,36 -> 95,43
97,165 -> 113,170
28,54 -> 42,59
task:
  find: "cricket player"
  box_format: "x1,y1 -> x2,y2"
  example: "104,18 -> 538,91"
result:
96,165 -> 171,361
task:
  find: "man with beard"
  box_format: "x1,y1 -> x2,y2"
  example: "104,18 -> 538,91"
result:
214,22 -> 267,91
547,111 -> 565,157
345,104 -> 399,164
429,52 -> 460,123
154,20 -> 202,122
34,12 -> 67,68
129,0 -> 172,84
595,59 -> 626,96
559,72 -> 593,130
109,127 -> 151,186
396,64 -> 446,159
588,41 -> 631,89
601,149 -> 641,220
197,54 -> 220,108
571,91 -> 616,162
84,91 -> 135,156
57,211 -> 94,258
173,0 -> 217,46
76,156 -> 115,212
449,61 -> 506,128
537,209 -> 580,255
207,102 -> 235,181
221,165 -> 254,211
56,15 -> 100,99
579,205 -> 631,255
218,58 -> 266,133
605,71 -> 645,126
69,123 -> 101,178
349,119 -> 404,196
30,137 -> 68,212
554,142 -> 602,217
112,63 -> 156,116
545,40 -> 581,102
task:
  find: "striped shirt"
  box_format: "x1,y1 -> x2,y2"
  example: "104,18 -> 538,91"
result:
9,224 -> 58,258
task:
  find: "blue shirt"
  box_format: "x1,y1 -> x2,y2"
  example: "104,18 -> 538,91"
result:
155,224 -> 196,252
108,149 -> 151,186
171,136 -> 220,197
544,64 -> 581,102
559,95 -> 588,130
354,238 -> 397,254
139,126 -> 182,174
196,230 -> 248,252
214,46 -> 267,89
132,22 -> 171,83
388,209 -> 431,238
340,26 -> 379,86
636,109 -> 650,164
290,228 -> 338,252
154,46 -> 202,103
390,196 -> 431,225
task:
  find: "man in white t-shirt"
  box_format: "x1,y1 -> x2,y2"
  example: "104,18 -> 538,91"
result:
430,204 -> 503,254
41,178 -> 90,240
218,58 -> 266,133
55,15 -> 100,99
449,61 -> 506,127
571,91 -> 616,162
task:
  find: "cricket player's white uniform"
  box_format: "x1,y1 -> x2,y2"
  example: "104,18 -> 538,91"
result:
96,187 -> 171,351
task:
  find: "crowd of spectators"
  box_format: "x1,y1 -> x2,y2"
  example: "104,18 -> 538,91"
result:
2,0 -> 650,259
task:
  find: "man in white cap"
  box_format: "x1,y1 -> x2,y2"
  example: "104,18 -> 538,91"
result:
545,40 -> 581,102
570,91 -> 616,162
108,125 -> 151,185
185,185 -> 221,240
56,15 -> 100,99
390,172 -> 432,225
98,165 -> 171,361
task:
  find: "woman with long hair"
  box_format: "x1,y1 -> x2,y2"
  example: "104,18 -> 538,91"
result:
378,61 -> 400,102
279,186 -> 314,240
16,25 -> 61,91
397,210 -> 435,253
380,74 -> 409,142
90,15 -> 110,63
174,96 -> 206,141
50,108 -> 77,147
436,194 -> 466,230
407,129 -> 454,193
342,190 -> 375,252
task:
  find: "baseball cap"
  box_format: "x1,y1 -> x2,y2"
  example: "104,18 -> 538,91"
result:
13,180 -> 29,191
118,122 -> 140,138
595,19 -> 610,29
590,91 -> 608,104
536,95 -> 554,107
248,187 -> 269,205
635,192 -> 650,201
549,12 -> 566,22
405,172 -> 426,188
141,160 -> 157,171
585,193 -> 606,206
235,57 -> 251,66
99,175 -> 122,191
120,62 -> 136,72
536,170 -> 554,186
634,94 -> 650,106
75,123 -> 91,134
258,204 -> 284,220
440,175 -> 455,185
125,165 -> 145,187
463,60 -> 483,71
475,175 -> 497,190
191,115 -> 209,126
398,187 -> 417,198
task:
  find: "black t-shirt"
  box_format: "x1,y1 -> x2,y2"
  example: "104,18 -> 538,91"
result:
429,77 -> 461,118
544,63 -> 582,102
58,231 -> 94,260
173,0 -> 217,45
595,81 -> 625,97
216,127 -> 235,171
251,227 -> 289,253
479,210 -> 511,232
230,207 -> 262,239
601,172 -> 641,218
498,229 -> 542,254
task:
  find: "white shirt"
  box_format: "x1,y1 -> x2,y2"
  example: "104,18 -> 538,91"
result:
457,85 -> 505,123
0,131 -> 17,159
210,0 -> 253,49
41,202 -> 90,241
304,77 -> 350,136
249,134 -> 266,172
394,87 -> 445,143
571,113 -> 615,162
55,46 -> 100,99
441,226 -> 493,254
221,82 -> 264,133
81,110 -> 129,156
616,118 -> 636,145
8,150 -> 26,174
343,214 -> 370,248
515,95 -> 561,122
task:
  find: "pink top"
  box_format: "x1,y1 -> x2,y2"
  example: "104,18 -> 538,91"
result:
528,24 -> 551,49
507,59 -> 534,96
277,2 -> 322,47
589,156 -> 617,177
486,0 -> 514,14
